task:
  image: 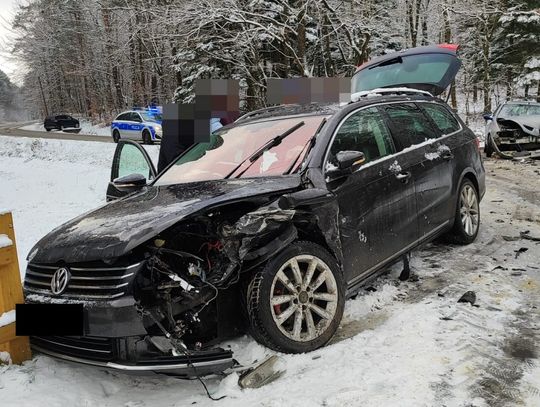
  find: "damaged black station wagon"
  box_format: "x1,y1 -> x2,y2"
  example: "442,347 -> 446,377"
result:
24,45 -> 485,376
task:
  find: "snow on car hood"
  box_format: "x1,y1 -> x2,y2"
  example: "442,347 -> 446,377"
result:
29,176 -> 301,264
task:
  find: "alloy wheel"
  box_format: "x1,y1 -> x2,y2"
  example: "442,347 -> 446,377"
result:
460,184 -> 479,236
269,255 -> 338,342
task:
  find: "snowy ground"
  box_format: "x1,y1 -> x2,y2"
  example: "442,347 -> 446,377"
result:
0,135 -> 539,406
20,119 -> 111,137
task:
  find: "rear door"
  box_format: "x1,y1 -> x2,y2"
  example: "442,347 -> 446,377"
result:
381,102 -> 454,239
325,106 -> 418,286
418,102 -> 463,233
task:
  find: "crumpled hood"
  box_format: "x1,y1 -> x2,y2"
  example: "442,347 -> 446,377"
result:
29,176 -> 301,264
498,115 -> 540,136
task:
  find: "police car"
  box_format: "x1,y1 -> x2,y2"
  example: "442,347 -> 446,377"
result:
111,107 -> 162,144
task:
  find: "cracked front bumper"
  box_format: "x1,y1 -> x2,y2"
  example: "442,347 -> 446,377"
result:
31,335 -> 234,376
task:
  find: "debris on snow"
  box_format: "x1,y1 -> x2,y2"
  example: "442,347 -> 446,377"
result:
457,291 -> 477,305
520,231 -> 540,242
238,355 -> 286,389
514,247 -> 529,259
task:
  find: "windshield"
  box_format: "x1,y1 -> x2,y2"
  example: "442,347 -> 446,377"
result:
352,53 -> 457,94
499,104 -> 540,117
140,112 -> 162,122
154,115 -> 327,186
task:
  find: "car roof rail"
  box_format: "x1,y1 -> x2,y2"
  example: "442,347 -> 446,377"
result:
351,87 -> 433,102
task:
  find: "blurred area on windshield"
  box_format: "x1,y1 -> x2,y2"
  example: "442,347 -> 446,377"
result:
155,115 -> 327,186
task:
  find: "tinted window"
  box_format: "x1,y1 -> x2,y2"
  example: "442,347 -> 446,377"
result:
130,113 -> 142,122
116,113 -> 129,121
352,53 -> 457,93
384,103 -> 437,148
329,107 -> 395,164
421,103 -> 460,134
56,115 -> 68,120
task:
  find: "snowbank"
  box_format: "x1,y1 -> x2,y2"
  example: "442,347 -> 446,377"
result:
0,136 -> 158,272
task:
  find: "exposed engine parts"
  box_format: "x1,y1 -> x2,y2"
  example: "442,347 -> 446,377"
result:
133,203 -> 298,350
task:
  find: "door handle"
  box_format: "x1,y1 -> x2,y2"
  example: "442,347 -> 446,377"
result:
395,171 -> 412,182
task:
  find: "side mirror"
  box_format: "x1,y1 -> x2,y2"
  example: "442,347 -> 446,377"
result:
113,173 -> 147,188
326,151 -> 366,181
482,113 -> 493,121
336,151 -> 366,170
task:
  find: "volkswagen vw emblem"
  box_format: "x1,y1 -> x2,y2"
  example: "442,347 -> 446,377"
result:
51,267 -> 71,295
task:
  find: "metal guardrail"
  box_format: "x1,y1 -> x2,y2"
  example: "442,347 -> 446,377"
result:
0,212 -> 31,364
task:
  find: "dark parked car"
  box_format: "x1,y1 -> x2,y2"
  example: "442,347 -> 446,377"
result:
44,114 -> 80,132
24,45 -> 485,376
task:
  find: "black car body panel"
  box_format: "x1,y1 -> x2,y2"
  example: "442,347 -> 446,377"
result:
24,45 -> 486,376
29,176 -> 302,264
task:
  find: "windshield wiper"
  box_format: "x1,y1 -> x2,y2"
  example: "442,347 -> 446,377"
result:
283,118 -> 326,175
225,121 -> 305,179
369,56 -> 403,69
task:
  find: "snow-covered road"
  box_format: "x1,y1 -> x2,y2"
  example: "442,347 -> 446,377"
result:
0,135 -> 539,406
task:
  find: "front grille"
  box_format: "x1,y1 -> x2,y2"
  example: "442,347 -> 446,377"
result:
24,262 -> 141,300
31,336 -> 115,362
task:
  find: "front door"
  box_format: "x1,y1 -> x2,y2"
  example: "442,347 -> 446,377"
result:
126,112 -> 144,140
325,106 -> 418,286
106,140 -> 157,201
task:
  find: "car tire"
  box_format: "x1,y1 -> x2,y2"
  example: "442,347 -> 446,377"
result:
142,129 -> 153,145
446,179 -> 480,245
112,130 -> 121,143
484,134 -> 493,158
246,241 -> 344,353
45,128 -> 51,132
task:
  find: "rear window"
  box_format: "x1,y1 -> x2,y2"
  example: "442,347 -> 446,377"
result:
421,103 -> 460,135
383,103 -> 438,149
352,53 -> 456,93
116,113 -> 130,121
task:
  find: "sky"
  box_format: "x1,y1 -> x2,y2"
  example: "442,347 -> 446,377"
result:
0,0 -> 23,85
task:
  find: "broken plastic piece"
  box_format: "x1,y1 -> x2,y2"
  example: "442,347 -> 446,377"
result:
238,355 -> 286,389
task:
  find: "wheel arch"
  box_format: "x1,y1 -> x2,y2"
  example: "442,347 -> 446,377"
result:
142,126 -> 154,140
451,169 -> 479,218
